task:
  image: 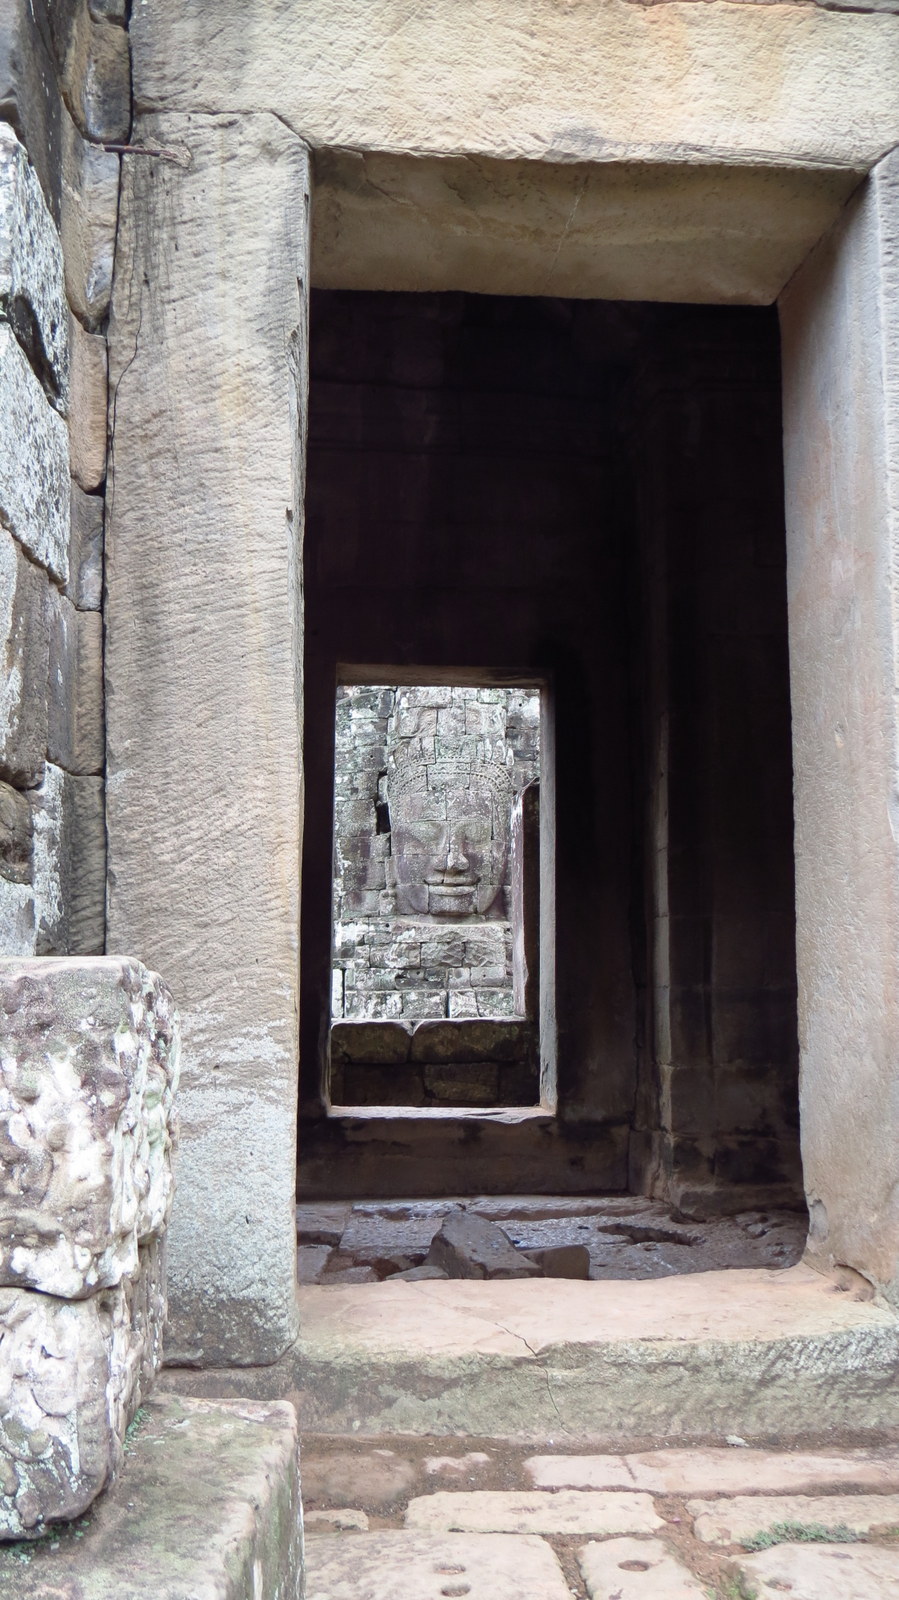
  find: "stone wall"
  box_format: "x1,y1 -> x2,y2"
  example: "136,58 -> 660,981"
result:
332,684 -> 539,1021
0,0 -> 127,962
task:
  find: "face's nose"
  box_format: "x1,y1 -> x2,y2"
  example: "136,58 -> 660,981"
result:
444,828 -> 470,873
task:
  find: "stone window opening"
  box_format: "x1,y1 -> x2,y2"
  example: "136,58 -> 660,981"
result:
328,680 -> 544,1111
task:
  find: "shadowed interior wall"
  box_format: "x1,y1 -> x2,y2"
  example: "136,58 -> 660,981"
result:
299,291 -> 800,1205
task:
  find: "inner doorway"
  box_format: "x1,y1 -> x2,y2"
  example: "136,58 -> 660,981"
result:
299,289 -> 802,1231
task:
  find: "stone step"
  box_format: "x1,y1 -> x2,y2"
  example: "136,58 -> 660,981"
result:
160,1265 -> 899,1441
0,1395 -> 301,1600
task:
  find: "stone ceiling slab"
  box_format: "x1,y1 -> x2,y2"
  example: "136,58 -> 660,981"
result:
311,152 -> 862,304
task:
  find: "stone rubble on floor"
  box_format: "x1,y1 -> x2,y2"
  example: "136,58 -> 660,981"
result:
301,1439 -> 899,1600
297,1194 -> 807,1284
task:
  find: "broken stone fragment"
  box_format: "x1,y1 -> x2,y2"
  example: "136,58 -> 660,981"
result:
427,1210 -> 542,1279
524,1244 -> 591,1279
0,957 -> 179,1298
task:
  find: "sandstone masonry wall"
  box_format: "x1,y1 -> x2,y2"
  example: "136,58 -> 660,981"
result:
0,1 -> 128,961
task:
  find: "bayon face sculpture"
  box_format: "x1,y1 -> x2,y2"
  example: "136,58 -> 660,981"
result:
387,750 -> 513,919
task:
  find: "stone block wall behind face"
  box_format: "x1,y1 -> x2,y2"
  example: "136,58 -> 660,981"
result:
0,1 -> 127,961
332,684 -> 539,1020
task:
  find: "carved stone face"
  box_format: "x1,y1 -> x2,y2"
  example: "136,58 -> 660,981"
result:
389,767 -> 510,918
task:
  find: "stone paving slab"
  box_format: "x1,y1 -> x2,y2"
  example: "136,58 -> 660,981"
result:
303,1531 -> 570,1600
526,1445 -> 899,1494
405,1488 -> 662,1534
739,1541 -> 899,1597
578,1537 -> 708,1599
689,1491 -> 899,1544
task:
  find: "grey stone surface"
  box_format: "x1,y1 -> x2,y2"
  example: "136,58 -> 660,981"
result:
0,123 -> 68,406
781,147 -> 899,1305
106,111 -> 310,1364
0,527 -> 48,786
0,1241 -> 163,1539
0,325 -> 69,582
0,1394 -> 303,1592
578,1537 -> 707,1600
66,482 -> 103,609
58,0 -> 130,143
405,1489 -> 662,1535
0,0 -> 65,221
411,1019 -> 532,1063
48,589 -> 103,772
68,313 -> 107,490
0,875 -> 34,956
331,1020 -> 412,1064
0,778 -> 31,883
304,1531 -> 569,1600
29,763 -> 105,954
739,1541 -> 899,1597
426,1210 -> 541,1280
60,104 -> 119,325
0,956 -> 179,1298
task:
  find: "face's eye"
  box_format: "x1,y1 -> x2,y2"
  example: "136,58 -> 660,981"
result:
395,822 -> 445,852
457,818 -> 491,848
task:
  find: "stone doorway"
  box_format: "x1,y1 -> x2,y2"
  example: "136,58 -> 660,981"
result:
298,290 -> 802,1228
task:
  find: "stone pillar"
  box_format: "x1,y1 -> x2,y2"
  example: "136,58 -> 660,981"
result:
780,151 -> 899,1304
0,957 -> 179,1539
106,114 -> 310,1363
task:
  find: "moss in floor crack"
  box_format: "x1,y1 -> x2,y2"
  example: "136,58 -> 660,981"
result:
741,1520 -> 859,1552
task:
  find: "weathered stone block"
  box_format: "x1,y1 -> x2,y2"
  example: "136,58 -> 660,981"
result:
411,1017 -> 533,1063
0,124 -> 68,406
0,1393 -> 303,1593
0,879 -> 34,957
60,107 -> 118,325
59,1 -> 130,144
48,589 -> 103,773
0,957 -> 179,1298
68,314 -> 106,490
0,1240 -> 163,1539
0,528 -> 49,788
0,780 -> 31,884
331,1020 -> 412,1064
66,483 -> 103,610
29,762 -> 106,954
423,1063 -> 499,1104
0,326 -> 69,582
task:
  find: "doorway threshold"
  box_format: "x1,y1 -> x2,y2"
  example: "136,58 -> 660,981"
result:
160,1266 -> 899,1446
